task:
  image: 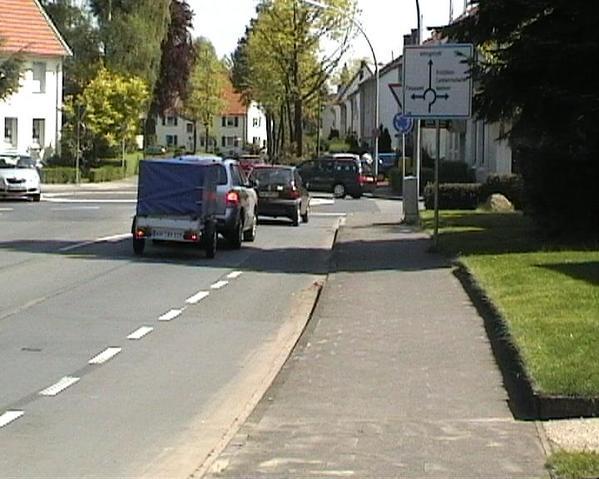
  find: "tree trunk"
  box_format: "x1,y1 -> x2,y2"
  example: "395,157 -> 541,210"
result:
265,111 -> 273,164
193,120 -> 197,153
205,124 -> 210,153
294,98 -> 303,158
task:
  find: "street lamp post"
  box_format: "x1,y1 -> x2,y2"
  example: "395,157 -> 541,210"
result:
302,0 -> 379,178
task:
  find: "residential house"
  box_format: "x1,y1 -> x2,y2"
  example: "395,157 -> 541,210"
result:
0,0 -> 71,159
155,80 -> 267,156
322,61 -> 372,142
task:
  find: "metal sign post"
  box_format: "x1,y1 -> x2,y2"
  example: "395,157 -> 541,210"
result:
401,43 -> 474,245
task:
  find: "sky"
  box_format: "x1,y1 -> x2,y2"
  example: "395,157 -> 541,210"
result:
188,0 -> 465,66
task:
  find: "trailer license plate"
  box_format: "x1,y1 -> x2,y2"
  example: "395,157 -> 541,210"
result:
261,191 -> 278,198
152,229 -> 183,240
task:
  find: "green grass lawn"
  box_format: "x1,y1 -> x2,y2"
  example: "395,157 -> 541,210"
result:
421,210 -> 599,397
547,451 -> 599,479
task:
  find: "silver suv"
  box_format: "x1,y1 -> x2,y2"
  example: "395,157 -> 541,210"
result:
177,157 -> 258,248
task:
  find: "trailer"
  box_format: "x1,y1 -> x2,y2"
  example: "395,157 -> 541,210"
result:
132,158 -> 219,258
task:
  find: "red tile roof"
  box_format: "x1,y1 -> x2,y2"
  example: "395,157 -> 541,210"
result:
0,0 -> 71,57
223,79 -> 246,116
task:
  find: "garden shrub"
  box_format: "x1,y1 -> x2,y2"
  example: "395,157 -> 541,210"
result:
88,166 -> 124,183
424,183 -> 482,210
481,174 -> 524,210
40,167 -> 78,184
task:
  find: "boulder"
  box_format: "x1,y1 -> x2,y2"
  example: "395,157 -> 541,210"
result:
482,193 -> 515,212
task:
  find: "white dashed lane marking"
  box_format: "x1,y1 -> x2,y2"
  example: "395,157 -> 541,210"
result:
159,309 -> 183,322
0,411 -> 24,428
39,376 -> 80,396
226,271 -> 243,279
127,326 -> 154,340
186,291 -> 210,304
89,347 -> 122,365
211,280 -> 228,290
0,208 -> 14,212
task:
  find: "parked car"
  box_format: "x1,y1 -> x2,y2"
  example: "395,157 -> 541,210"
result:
249,165 -> 309,226
177,156 -> 258,248
0,154 -> 41,201
297,154 -> 370,199
145,145 -> 167,156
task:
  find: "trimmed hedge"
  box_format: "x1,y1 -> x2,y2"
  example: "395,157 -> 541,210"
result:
424,183 -> 482,210
87,166 -> 125,183
481,174 -> 524,210
41,167 -> 78,184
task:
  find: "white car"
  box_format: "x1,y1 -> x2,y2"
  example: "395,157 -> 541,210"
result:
0,155 -> 42,202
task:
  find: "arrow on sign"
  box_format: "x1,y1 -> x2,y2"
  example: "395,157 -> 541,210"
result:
410,59 -> 450,113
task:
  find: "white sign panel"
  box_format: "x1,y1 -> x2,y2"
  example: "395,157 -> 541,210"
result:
402,44 -> 473,119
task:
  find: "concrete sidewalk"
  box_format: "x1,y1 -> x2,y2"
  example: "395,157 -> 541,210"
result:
42,176 -> 138,192
206,204 -> 548,478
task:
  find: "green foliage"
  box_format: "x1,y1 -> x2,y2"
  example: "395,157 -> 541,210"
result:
41,167 -> 78,184
444,1 -> 599,237
480,174 -> 524,210
242,0 -> 357,157
0,38 -> 22,100
91,0 -> 170,96
81,68 -> 149,149
424,183 -> 482,210
87,166 -> 124,183
184,38 -> 226,152
41,0 -> 102,96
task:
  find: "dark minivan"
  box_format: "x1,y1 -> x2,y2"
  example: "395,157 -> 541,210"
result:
297,154 -> 371,199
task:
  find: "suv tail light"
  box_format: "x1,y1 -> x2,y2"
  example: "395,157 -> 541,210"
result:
286,187 -> 300,199
226,190 -> 240,206
184,230 -> 199,242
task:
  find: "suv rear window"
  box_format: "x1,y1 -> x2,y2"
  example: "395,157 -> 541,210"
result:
216,165 -> 227,185
335,161 -> 358,173
251,168 -> 293,185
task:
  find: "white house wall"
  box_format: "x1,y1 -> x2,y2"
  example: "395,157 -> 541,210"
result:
246,102 -> 267,149
155,116 -> 194,152
0,57 -> 63,157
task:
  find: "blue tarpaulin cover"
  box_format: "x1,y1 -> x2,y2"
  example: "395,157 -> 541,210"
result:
136,159 -> 218,217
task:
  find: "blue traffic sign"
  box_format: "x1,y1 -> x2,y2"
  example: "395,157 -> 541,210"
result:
393,113 -> 414,134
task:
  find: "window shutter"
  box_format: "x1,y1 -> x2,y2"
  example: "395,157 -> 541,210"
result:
222,136 -> 226,147
162,116 -> 166,126
222,117 -> 226,127
174,117 -> 178,126
234,117 -> 239,127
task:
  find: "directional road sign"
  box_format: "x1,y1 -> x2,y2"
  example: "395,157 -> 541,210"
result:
393,113 -> 414,134
402,44 -> 473,119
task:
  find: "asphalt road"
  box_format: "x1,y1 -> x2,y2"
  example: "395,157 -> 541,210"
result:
0,186 -> 383,478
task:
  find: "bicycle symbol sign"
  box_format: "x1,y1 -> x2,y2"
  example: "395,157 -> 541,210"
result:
402,44 -> 473,119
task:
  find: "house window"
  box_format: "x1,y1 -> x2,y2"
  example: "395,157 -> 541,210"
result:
252,117 -> 261,128
221,136 -> 239,148
252,136 -> 260,145
32,62 -> 46,93
166,134 -> 178,147
186,123 -> 193,133
4,118 -> 18,147
166,116 -> 178,127
32,119 -> 45,146
222,116 -> 239,128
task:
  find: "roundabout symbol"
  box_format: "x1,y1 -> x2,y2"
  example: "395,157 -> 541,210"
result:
410,59 -> 450,113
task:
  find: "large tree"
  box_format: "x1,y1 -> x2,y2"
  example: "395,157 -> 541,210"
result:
41,0 -> 102,96
445,0 -> 599,236
151,0 -> 195,115
238,0 -> 356,158
184,38 -> 226,153
89,0 -> 170,95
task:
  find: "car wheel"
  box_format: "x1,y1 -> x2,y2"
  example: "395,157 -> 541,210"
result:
203,221 -> 217,259
333,183 -> 346,199
291,204 -> 300,227
301,207 -> 309,224
133,237 -> 145,256
228,217 -> 243,249
351,193 -> 363,199
243,213 -> 257,242
30,193 -> 41,202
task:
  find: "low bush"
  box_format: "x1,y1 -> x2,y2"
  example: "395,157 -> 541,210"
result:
481,174 -> 524,210
87,166 -> 124,183
424,183 -> 482,210
41,167 -> 78,184
439,160 -> 475,183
